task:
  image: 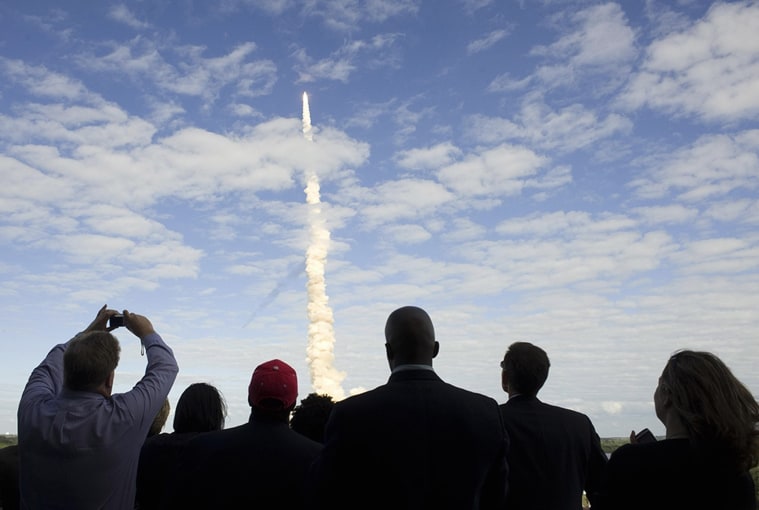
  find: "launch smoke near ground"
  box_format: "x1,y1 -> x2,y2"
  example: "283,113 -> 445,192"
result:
302,92 -> 346,400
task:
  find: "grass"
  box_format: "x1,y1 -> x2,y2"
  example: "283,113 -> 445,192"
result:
0,435 -> 17,448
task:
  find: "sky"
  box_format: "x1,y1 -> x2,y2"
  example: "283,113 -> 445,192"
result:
1,0 -> 758,438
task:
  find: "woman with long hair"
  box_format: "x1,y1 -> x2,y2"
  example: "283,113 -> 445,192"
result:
597,350 -> 759,509
137,382 -> 227,509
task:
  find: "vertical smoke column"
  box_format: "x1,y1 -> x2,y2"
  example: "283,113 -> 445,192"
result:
302,92 -> 346,400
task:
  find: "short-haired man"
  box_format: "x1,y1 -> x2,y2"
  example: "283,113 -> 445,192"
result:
499,341 -> 607,510
309,305 -> 510,509
17,305 -> 178,510
170,359 -> 322,509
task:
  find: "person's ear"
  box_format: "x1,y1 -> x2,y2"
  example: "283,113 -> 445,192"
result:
432,341 -> 440,359
106,371 -> 115,392
659,388 -> 671,408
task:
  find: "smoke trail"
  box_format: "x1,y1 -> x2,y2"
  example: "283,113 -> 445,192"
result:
242,262 -> 303,328
302,92 -> 346,400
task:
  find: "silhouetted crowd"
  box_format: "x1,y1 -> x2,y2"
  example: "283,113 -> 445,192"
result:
2,305 -> 758,509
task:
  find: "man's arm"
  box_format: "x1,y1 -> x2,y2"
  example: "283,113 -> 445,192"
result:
19,342 -> 68,412
19,305 -> 120,412
584,421 -> 609,506
480,400 -> 510,510
118,310 -> 179,432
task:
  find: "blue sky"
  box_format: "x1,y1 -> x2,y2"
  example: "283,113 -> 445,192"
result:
1,0 -> 758,437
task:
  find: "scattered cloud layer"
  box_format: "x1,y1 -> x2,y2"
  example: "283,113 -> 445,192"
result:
1,1 -> 757,437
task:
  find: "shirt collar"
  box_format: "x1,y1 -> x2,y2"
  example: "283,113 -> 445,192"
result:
392,363 -> 435,374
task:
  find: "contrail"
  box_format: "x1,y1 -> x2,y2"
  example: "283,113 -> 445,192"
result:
242,262 -> 303,328
302,92 -> 346,400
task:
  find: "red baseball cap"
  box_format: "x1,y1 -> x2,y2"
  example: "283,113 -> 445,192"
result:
248,359 -> 298,410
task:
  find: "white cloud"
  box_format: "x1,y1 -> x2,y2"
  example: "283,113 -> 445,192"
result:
673,237 -> 759,275
619,1 -> 759,121
632,205 -> 700,225
517,2 -> 636,91
437,144 -> 557,198
337,178 -> 454,229
496,211 -> 637,238
395,142 -> 462,170
364,0 -> 420,22
458,0 -> 494,14
224,0 -> 295,15
467,29 -> 509,55
630,131 -> 759,202
293,49 -> 355,83
440,218 -> 487,243
382,224 -> 432,244
601,401 -> 623,415
78,41 -> 277,103
704,199 -> 758,223
293,34 -> 401,83
391,101 -> 436,145
465,99 -> 632,153
1,58 -> 96,102
0,103 -> 156,149
302,0 -> 420,32
108,5 -> 150,30
228,102 -> 262,118
532,3 -> 636,67
487,73 -> 532,93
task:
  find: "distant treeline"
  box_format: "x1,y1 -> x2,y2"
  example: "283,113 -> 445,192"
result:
0,435 -> 679,453
0,435 -> 648,451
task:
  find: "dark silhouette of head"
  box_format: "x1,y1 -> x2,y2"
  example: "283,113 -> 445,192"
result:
500,342 -> 550,397
63,331 -> 121,395
173,382 -> 227,433
384,306 -> 439,370
290,393 -> 335,443
248,359 -> 298,422
656,350 -> 759,472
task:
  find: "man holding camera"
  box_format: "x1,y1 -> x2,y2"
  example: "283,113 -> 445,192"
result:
17,305 -> 178,510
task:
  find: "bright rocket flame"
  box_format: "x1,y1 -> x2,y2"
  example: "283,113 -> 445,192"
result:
302,92 -> 313,142
302,92 -> 346,400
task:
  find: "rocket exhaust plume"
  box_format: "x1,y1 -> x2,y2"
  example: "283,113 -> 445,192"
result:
302,92 -> 346,400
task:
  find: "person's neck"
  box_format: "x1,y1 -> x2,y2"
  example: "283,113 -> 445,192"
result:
392,363 -> 434,373
663,412 -> 689,440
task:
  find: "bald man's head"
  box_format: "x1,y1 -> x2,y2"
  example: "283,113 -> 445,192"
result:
384,306 -> 439,369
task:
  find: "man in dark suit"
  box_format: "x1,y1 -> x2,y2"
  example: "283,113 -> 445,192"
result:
499,342 -> 607,510
308,305 -> 509,510
169,359 -> 322,510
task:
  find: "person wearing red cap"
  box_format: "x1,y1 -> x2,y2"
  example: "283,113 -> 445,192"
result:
166,359 -> 322,509
307,305 -> 510,509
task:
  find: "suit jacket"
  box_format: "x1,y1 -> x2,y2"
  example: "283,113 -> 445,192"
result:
308,368 -> 510,510
136,432 -> 202,510
168,415 -> 322,510
499,395 -> 607,510
0,445 -> 19,510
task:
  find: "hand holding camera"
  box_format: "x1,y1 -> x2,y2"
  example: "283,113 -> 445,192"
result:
86,305 -> 156,341
122,310 -> 156,340
630,428 -> 657,444
109,314 -> 124,329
